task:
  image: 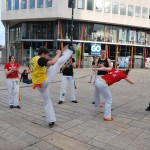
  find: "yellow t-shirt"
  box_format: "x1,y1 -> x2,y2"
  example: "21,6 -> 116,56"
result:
30,56 -> 47,85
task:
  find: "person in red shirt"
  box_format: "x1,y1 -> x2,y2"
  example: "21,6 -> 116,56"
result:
93,67 -> 134,121
4,55 -> 21,109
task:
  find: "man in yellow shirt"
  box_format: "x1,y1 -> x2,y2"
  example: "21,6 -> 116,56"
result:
30,44 -> 74,128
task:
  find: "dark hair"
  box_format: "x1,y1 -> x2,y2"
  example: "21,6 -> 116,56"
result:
122,68 -> 130,75
9,55 -> 15,62
38,46 -> 49,55
23,69 -> 27,73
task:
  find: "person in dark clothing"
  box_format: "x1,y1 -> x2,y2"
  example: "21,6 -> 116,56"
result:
58,56 -> 77,104
20,69 -> 32,84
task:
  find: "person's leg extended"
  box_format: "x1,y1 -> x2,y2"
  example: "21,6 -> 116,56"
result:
47,49 -> 73,82
94,79 -> 101,107
13,79 -> 20,107
38,84 -> 56,124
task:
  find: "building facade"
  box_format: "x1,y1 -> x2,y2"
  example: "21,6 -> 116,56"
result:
1,0 -> 150,68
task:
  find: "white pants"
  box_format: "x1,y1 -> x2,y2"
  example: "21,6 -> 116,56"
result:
6,78 -> 19,106
59,76 -> 76,101
37,49 -> 73,123
94,78 -> 112,118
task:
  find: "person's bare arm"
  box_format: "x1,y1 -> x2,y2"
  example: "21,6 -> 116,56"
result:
72,62 -> 76,69
47,50 -> 61,66
107,58 -> 113,68
124,77 -> 134,84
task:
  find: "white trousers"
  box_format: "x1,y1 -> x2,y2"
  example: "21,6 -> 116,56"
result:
59,76 -> 76,101
94,78 -> 112,118
6,78 -> 19,106
37,49 -> 73,123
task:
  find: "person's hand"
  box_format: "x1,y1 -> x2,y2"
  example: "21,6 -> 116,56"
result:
56,50 -> 61,56
99,63 -> 104,67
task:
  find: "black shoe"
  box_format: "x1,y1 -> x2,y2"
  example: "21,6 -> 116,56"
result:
72,100 -> 78,103
49,122 -> 55,128
92,101 -> 95,104
16,105 -> 21,109
68,43 -> 75,54
58,101 -> 63,104
146,107 -> 150,111
10,105 -> 13,109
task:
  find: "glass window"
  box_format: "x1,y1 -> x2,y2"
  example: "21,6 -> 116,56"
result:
13,0 -> 19,10
29,0 -> 35,9
128,5 -> 134,16
135,6 -> 141,17
104,2 -> 111,13
87,0 -> 94,10
37,0 -> 43,8
142,7 -> 148,19
46,0 -> 52,7
77,0 -> 84,9
6,0 -> 11,10
68,0 -> 75,8
21,0 -> 27,9
112,2 -> 118,14
120,4 -> 126,15
149,8 -> 150,19
95,0 -> 102,12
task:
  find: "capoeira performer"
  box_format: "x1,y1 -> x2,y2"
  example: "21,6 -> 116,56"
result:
93,67 -> 134,121
30,45 -> 74,128
92,49 -> 112,104
4,55 -> 21,109
58,56 -> 77,104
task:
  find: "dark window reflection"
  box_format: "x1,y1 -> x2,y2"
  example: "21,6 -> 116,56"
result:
21,0 -> 27,9
29,0 -> 35,9
37,0 -> 43,8
6,0 -> 11,10
13,0 -> 19,10
46,0 -> 52,7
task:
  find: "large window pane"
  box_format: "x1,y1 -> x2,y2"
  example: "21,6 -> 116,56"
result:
13,0 -> 19,10
29,0 -> 35,9
87,0 -> 94,10
37,0 -> 43,8
128,5 -> 134,16
46,0 -> 52,7
68,0 -> 75,8
95,0 -> 102,12
21,0 -> 27,9
6,0 -> 11,10
77,0 -> 84,9
104,2 -> 111,13
120,4 -> 126,15
135,6 -> 141,17
112,2 -> 118,14
142,7 -> 148,19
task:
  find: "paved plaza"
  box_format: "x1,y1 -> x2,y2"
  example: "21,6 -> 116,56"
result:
0,65 -> 150,150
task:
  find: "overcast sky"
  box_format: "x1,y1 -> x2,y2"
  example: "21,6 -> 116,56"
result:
0,0 -> 5,46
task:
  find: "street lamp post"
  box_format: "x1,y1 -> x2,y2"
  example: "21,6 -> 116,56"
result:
71,0 -> 75,44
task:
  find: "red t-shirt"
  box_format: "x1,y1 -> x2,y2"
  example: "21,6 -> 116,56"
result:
101,68 -> 127,86
4,63 -> 20,79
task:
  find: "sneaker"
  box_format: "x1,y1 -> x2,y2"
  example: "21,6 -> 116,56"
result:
16,105 -> 21,109
58,101 -> 63,104
104,118 -> 113,121
49,122 -> 55,128
72,100 -> 78,103
92,101 -> 95,104
10,105 -> 13,109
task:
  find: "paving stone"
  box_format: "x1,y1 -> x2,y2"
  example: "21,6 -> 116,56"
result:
45,132 -> 92,150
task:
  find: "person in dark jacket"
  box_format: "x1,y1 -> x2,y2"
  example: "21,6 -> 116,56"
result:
20,69 -> 32,84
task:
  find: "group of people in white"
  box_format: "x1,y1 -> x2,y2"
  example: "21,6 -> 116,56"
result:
4,44 -> 135,128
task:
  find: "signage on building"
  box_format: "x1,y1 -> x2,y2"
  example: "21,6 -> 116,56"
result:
91,44 -> 101,56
